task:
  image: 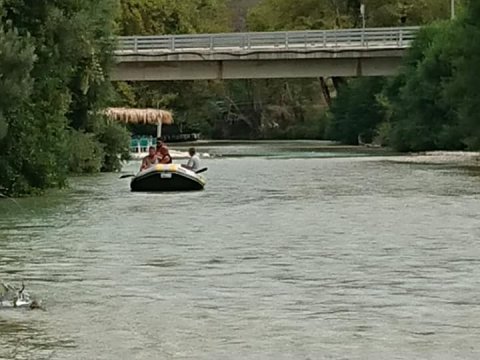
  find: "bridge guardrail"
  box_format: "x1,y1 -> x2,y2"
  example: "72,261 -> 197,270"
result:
117,26 -> 420,53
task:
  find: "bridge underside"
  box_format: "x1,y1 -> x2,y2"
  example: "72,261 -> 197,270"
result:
112,49 -> 406,81
112,58 -> 402,81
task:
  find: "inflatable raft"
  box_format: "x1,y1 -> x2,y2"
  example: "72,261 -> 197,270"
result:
131,164 -> 206,192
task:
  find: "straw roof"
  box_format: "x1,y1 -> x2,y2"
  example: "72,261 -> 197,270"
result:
104,108 -> 173,125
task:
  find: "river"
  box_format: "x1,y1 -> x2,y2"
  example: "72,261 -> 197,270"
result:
1,142 -> 480,359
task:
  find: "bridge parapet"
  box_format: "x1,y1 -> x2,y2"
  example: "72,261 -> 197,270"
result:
116,27 -> 419,55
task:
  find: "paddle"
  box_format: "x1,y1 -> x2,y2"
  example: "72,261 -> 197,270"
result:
195,167 -> 208,174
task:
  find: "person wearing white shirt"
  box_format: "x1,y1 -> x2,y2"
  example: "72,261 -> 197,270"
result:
183,147 -> 200,171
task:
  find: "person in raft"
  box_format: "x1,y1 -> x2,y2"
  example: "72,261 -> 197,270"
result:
157,143 -> 173,164
182,147 -> 200,171
140,146 -> 158,171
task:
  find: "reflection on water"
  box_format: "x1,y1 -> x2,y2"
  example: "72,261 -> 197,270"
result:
1,144 -> 480,359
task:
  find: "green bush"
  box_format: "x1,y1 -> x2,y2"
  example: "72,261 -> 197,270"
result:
0,1 -> 121,196
373,122 -> 391,147
386,23 -> 461,152
95,119 -> 131,172
68,130 -> 104,174
326,78 -> 386,145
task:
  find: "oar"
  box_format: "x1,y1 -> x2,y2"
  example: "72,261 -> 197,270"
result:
195,167 -> 208,174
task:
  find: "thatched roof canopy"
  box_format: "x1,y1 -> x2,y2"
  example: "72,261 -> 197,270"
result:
104,108 -> 173,125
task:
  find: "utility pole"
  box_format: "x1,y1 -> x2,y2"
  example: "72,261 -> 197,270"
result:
360,3 -> 366,46
451,0 -> 455,19
360,3 -> 366,29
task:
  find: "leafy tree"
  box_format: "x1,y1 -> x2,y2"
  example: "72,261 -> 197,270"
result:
0,0 -> 127,195
446,0 -> 480,148
386,23 -> 463,151
0,24 -> 37,194
326,78 -> 386,144
325,0 -> 469,150
119,0 -> 230,35
247,0 -> 347,31
247,0 -> 452,31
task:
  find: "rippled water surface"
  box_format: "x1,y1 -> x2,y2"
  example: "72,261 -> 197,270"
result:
1,143 -> 480,359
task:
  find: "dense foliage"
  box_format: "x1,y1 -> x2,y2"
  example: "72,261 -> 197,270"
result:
328,0 -> 480,151
0,0 -> 129,195
248,0 -> 452,30
326,78 -> 386,145
386,24 -> 461,151
0,23 -> 38,194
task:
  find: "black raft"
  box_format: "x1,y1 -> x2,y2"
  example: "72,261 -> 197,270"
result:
130,164 -> 206,192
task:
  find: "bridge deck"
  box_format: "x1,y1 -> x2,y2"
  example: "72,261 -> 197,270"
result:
113,27 -> 420,80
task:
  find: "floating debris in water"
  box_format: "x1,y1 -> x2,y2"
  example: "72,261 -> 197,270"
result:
0,281 -> 42,310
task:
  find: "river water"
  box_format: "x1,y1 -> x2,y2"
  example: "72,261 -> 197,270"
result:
1,142 -> 480,359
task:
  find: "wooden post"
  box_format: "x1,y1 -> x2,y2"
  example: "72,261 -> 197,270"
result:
157,123 -> 162,138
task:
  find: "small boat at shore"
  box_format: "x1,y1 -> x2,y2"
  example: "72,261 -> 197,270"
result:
160,133 -> 200,143
130,164 -> 206,192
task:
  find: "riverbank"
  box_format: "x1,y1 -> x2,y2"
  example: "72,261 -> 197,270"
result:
385,151 -> 480,167
130,143 -> 480,166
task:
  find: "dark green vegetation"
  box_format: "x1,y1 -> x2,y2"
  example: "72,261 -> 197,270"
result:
0,0 -> 476,195
328,1 -> 480,152
0,0 -> 129,195
386,3 -> 480,152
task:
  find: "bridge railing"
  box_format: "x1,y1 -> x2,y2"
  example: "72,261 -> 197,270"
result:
117,26 -> 420,53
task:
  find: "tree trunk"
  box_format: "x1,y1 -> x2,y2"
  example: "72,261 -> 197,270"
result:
332,77 -> 346,94
319,77 -> 332,107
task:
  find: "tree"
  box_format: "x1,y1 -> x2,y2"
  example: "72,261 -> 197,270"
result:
378,0 -> 480,152
324,0 -> 468,150
0,0 -> 127,195
386,23 -> 463,151
119,0 -> 230,35
326,78 -> 386,144
247,0 -> 452,31
447,0 -> 480,148
0,24 -> 37,194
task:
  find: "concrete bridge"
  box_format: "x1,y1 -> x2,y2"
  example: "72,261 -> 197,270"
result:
112,26 -> 419,81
